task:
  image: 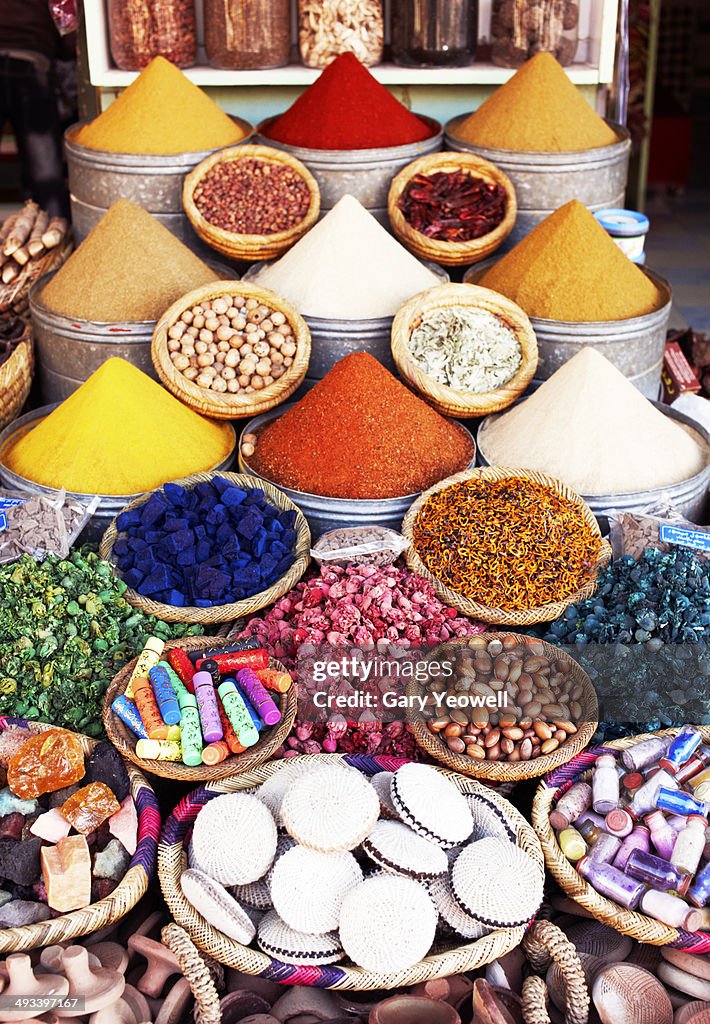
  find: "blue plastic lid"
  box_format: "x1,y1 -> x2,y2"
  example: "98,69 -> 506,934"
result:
594,208 -> 650,237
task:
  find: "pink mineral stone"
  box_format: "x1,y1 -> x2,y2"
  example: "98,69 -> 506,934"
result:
108,797 -> 138,857
30,808 -> 72,843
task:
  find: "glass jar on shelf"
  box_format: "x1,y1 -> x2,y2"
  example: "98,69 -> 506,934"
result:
297,0 -> 384,69
490,0 -> 579,67
391,0 -> 478,68
107,0 -> 197,70
204,0 -> 292,70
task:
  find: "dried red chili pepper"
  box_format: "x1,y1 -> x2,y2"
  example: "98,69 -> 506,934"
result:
398,170 -> 507,242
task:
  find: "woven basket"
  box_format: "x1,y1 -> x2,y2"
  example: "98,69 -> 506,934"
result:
533,727 -> 710,952
387,151 -> 517,268
162,924 -> 224,1024
103,635 -> 297,783
0,716 -> 158,953
151,281 -> 311,421
402,466 -> 612,626
390,282 -> 538,418
158,753 -> 545,990
0,240 -> 71,320
521,919 -> 590,1024
99,470 -> 311,624
183,144 -> 320,263
407,634 -> 598,784
0,321 -> 33,431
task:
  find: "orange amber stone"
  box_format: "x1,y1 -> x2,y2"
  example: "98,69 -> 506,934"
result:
7,729 -> 86,799
60,782 -> 120,834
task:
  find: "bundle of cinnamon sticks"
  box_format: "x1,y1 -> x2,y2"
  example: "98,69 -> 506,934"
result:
0,202 -> 69,286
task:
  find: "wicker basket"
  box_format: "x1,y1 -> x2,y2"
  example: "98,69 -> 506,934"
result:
162,923 -> 224,1024
0,716 -> 158,953
533,728 -> 710,952
387,151 -> 517,268
99,471 -> 311,625
407,634 -> 598,784
151,281 -> 311,421
158,753 -> 545,990
402,466 -> 612,627
103,635 -> 297,783
0,240 -> 71,320
521,919 -> 590,1024
0,321 -> 33,431
390,282 -> 538,418
183,144 -> 320,263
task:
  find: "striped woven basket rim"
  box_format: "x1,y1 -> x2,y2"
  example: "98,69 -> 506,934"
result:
98,471 -> 311,624
401,466 -> 611,626
0,716 -> 158,953
103,635 -> 297,782
158,753 -> 545,990
532,727 -> 710,952
406,633 -> 598,783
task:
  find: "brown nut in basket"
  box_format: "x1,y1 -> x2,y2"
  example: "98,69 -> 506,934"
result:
183,143 -> 320,263
151,280 -> 311,421
387,151 -> 517,268
390,282 -> 538,418
406,634 -> 598,784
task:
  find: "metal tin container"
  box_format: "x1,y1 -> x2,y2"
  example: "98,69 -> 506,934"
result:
30,263 -> 238,403
0,406 -> 237,542
464,261 -> 672,399
256,116 -> 442,225
244,261 -> 448,378
65,118 -> 255,248
476,401 -> 710,524
446,117 -> 631,247
238,407 -> 476,538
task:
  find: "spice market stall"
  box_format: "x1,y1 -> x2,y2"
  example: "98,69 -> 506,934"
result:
1,18 -> 710,1022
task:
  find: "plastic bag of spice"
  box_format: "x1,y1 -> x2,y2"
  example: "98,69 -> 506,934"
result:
607,503 -> 710,563
311,526 -> 410,567
0,489 -> 98,565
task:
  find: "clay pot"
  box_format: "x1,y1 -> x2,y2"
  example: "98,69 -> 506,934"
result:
369,995 -> 461,1024
220,991 -> 272,1024
271,987 -> 342,1022
0,955 -> 69,1024
411,976 -> 474,1012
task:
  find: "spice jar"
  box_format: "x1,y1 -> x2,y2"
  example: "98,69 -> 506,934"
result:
298,0 -> 384,68
205,0 -> 291,70
391,0 -> 478,68
490,0 -> 579,68
108,0 -> 196,70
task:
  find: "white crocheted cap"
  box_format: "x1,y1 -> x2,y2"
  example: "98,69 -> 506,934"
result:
427,873 -> 491,940
180,868 -> 255,945
465,793 -> 516,844
270,846 -> 363,935
265,832 -> 299,887
257,761 -> 328,826
257,910 -> 344,966
390,764 -> 473,849
338,875 -> 437,974
451,838 -> 543,929
281,765 -> 380,853
370,772 -> 399,819
362,820 -> 448,880
230,875 -> 273,912
191,793 -> 277,886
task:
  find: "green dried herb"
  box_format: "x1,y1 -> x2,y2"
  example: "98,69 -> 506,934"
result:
409,306 -> 522,393
0,550 -> 200,735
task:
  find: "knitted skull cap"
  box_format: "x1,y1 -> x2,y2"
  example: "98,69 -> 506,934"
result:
451,837 -> 543,929
180,868 -> 256,945
427,872 -> 491,940
230,875 -> 273,912
465,793 -> 516,844
338,875 -> 437,974
265,832 -> 299,886
270,846 -> 363,934
281,764 -> 380,853
370,772 -> 399,819
257,910 -> 344,966
362,820 -> 448,880
191,793 -> 278,886
258,761 -> 335,825
390,764 -> 473,849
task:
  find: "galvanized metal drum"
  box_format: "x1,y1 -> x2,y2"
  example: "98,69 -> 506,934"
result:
464,261 -> 672,400
65,118 -> 254,248
446,118 -> 631,247
0,406 -> 237,542
476,401 -> 710,524
244,261 -> 448,378
256,116 -> 442,225
238,407 -> 476,538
